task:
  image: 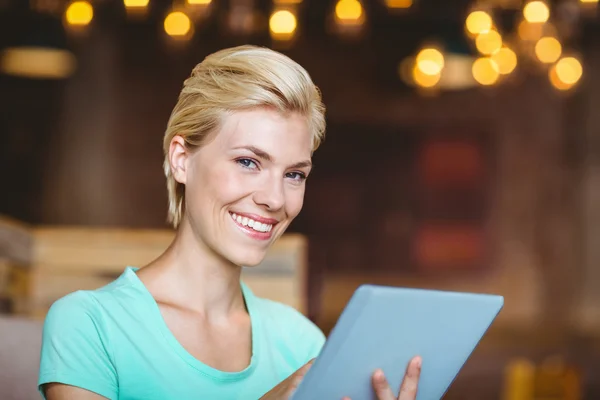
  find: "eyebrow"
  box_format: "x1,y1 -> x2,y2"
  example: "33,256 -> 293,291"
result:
235,145 -> 312,169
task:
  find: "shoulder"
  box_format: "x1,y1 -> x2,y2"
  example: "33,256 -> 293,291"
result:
40,292 -> 119,399
43,270 -> 137,337
44,290 -> 102,328
251,295 -> 326,357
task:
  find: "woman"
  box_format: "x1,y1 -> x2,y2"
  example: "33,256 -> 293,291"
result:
39,45 -> 421,400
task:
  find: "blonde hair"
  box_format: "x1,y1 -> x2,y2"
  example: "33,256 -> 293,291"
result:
163,45 -> 326,228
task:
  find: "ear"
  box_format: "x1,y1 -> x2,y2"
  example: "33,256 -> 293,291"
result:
169,135 -> 189,185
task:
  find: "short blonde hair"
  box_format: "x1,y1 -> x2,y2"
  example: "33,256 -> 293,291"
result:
163,45 -> 326,228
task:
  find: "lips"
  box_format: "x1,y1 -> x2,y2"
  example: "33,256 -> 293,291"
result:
229,212 -> 279,240
230,212 -> 274,232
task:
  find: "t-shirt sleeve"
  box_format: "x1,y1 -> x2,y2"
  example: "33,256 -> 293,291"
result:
302,318 -> 326,360
38,291 -> 118,400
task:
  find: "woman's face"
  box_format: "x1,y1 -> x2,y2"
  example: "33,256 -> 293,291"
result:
170,107 -> 313,267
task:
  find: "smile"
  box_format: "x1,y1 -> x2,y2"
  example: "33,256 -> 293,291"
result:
230,212 -> 275,234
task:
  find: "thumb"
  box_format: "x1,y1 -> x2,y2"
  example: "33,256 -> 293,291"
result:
289,359 -> 316,391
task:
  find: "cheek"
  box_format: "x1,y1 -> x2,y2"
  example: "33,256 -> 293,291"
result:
200,165 -> 243,203
285,186 -> 306,218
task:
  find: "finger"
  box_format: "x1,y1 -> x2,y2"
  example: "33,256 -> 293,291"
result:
372,369 -> 396,400
397,356 -> 422,400
289,359 -> 316,390
296,359 -> 315,377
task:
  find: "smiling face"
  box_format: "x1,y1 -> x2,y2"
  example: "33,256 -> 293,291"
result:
169,107 -> 313,267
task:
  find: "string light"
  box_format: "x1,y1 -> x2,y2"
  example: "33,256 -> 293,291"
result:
124,0 -> 149,7
412,64 -> 441,88
549,64 -> 575,91
415,48 -> 444,76
164,11 -> 192,37
472,57 -> 499,85
476,29 -> 502,55
555,56 -> 582,85
385,0 -> 412,8
491,46 -> 517,75
465,11 -> 492,35
335,0 -> 363,24
65,1 -> 93,26
523,1 -> 550,24
518,20 -> 543,41
535,37 -> 562,64
269,9 -> 297,40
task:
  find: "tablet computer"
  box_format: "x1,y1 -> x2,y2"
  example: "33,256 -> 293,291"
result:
291,285 -> 504,400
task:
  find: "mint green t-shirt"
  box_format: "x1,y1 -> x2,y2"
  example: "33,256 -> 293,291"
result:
38,267 -> 325,399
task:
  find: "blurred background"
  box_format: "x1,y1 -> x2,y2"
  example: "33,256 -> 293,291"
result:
1,0 -> 599,399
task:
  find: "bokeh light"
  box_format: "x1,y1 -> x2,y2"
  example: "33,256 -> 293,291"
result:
535,37 -> 562,64
65,1 -> 93,26
476,29 -> 502,55
466,11 -> 493,35
164,11 -> 192,37
523,1 -> 550,24
491,47 -> 517,75
472,57 -> 500,85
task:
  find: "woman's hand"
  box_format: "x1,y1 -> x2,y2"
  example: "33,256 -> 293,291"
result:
260,359 -> 315,399
343,356 -> 422,400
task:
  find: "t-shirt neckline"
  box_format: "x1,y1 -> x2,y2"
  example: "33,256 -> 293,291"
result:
122,266 -> 260,381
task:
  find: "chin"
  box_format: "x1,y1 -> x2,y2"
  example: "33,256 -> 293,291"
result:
224,245 -> 269,268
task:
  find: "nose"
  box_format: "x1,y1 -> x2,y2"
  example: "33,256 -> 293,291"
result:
253,175 -> 285,211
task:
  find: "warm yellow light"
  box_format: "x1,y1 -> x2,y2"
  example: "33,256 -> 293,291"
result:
476,29 -> 502,55
465,11 -> 492,35
535,37 -> 562,63
385,0 -> 412,8
549,64 -> 573,90
164,11 -> 191,37
124,0 -> 149,7
65,1 -> 93,26
0,47 -> 76,79
416,48 -> 444,76
580,0 -> 598,3
472,57 -> 499,85
523,1 -> 550,23
555,57 -> 583,85
491,47 -> 517,74
335,0 -> 363,21
187,0 -> 212,4
518,20 -> 543,41
270,10 -> 297,38
412,65 -> 441,88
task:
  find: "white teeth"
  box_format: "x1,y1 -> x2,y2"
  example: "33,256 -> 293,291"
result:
230,213 -> 273,233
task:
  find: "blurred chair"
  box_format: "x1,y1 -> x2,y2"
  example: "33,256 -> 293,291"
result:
0,316 -> 43,400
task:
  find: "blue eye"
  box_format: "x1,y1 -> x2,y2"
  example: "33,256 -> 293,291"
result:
286,172 -> 307,182
237,158 -> 258,169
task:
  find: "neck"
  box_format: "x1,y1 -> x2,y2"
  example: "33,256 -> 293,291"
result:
140,218 -> 246,319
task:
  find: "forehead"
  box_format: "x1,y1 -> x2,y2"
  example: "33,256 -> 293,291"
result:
211,108 -> 313,159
